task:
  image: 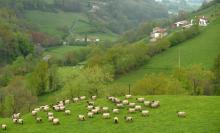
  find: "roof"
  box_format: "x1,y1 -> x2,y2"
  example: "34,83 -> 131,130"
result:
152,27 -> 167,33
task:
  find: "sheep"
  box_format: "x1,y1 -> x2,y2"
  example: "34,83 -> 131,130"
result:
144,101 -> 151,106
65,110 -> 71,115
32,110 -> 38,116
78,115 -> 85,121
114,98 -> 121,104
114,117 -> 119,124
102,113 -> 110,119
12,119 -> 17,124
125,94 -> 132,99
47,112 -> 53,117
128,108 -> 136,113
134,105 -> 142,111
80,96 -> 86,100
36,117 -> 43,123
116,103 -> 124,108
94,106 -> 101,112
43,106 -> 50,112
136,98 -> 145,103
128,102 -> 136,108
48,116 -> 54,122
102,107 -> 109,113
59,106 -> 65,111
91,96 -> 97,100
87,112 -> 94,118
113,109 -> 119,114
107,96 -> 115,101
64,99 -> 70,105
87,105 -> 94,111
150,101 -> 160,108
87,101 -> 95,106
177,111 -> 186,118
12,113 -> 20,119
91,109 -> 98,114
73,97 -> 79,103
1,124 -> 7,130
18,119 -> 24,125
52,118 -> 60,125
54,105 -> 60,111
142,110 -> 149,117
122,100 -> 129,105
124,116 -> 133,122
34,108 -> 41,112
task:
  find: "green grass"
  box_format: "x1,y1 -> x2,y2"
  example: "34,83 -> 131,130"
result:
115,18 -> 220,85
0,96 -> 219,133
44,46 -> 89,59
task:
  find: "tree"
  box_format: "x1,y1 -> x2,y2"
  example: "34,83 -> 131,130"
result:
48,64 -> 60,92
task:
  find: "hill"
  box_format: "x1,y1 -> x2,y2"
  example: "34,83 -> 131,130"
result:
115,5 -> 220,85
0,96 -> 219,133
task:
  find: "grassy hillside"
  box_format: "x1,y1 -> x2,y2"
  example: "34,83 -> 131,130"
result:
115,17 -> 220,85
0,96 -> 219,133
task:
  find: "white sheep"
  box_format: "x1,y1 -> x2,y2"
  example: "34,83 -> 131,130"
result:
136,98 -> 145,103
128,102 -> 136,107
18,119 -> 23,125
12,113 -> 20,119
102,113 -> 110,119
91,109 -> 98,114
116,103 -> 124,108
65,99 -> 70,105
144,101 -> 151,106
54,105 -> 60,111
102,107 -> 109,113
43,105 -> 50,112
48,116 -> 54,122
134,105 -> 142,111
128,108 -> 136,113
73,97 -> 79,103
80,96 -> 86,100
114,117 -> 119,124
47,112 -> 53,117
87,101 -> 95,106
87,105 -> 94,111
125,94 -> 132,99
122,100 -> 129,105
177,111 -> 186,118
114,98 -> 121,103
65,110 -> 71,115
36,117 -> 42,123
59,106 -> 65,111
113,109 -> 119,114
53,118 -> 60,125
124,116 -> 133,122
142,110 -> 149,117
12,119 -> 17,124
150,101 -> 160,108
32,110 -> 38,116
1,124 -> 7,130
34,108 -> 41,112
91,96 -> 97,100
87,112 -> 94,118
78,115 -> 85,121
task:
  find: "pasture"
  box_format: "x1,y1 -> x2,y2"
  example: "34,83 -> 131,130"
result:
115,18 -> 220,85
0,96 -> 220,133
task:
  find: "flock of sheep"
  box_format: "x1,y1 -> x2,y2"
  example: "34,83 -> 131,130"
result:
1,95 -> 186,131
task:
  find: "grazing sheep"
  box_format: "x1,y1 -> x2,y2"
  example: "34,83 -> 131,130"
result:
124,116 -> 133,122
80,96 -> 86,100
78,115 -> 85,121
114,98 -> 121,104
91,109 -> 99,114
18,119 -> 23,125
116,103 -> 124,108
144,101 -> 151,106
136,98 -> 145,103
142,110 -> 149,117
134,105 -> 142,111
128,108 -> 136,113
12,119 -> 17,124
47,112 -> 53,117
87,101 -> 95,106
65,110 -> 71,115
102,113 -> 110,119
102,107 -> 109,113
43,106 -> 50,112
128,102 -> 136,107
54,106 -> 60,111
32,110 -> 38,116
48,116 -> 54,122
73,97 -> 79,103
150,101 -> 160,108
87,105 -> 94,111
12,113 -> 20,119
91,96 -> 97,100
1,124 -> 7,130
53,118 -> 60,125
107,96 -> 115,101
34,108 -> 41,112
65,99 -> 70,105
113,109 -> 119,114
87,112 -> 94,118
59,106 -> 65,111
122,100 -> 129,105
125,94 -> 132,99
177,111 -> 186,118
114,117 -> 119,124
36,117 -> 43,123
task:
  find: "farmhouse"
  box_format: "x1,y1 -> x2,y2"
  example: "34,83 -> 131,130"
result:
174,20 -> 189,28
150,27 -> 167,42
199,16 -> 209,26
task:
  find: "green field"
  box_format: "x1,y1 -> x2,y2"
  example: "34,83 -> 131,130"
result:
115,18 -> 220,85
0,96 -> 219,133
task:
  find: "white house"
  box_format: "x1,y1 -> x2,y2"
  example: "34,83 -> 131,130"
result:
150,27 -> 167,42
174,20 -> 189,28
199,16 -> 208,26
